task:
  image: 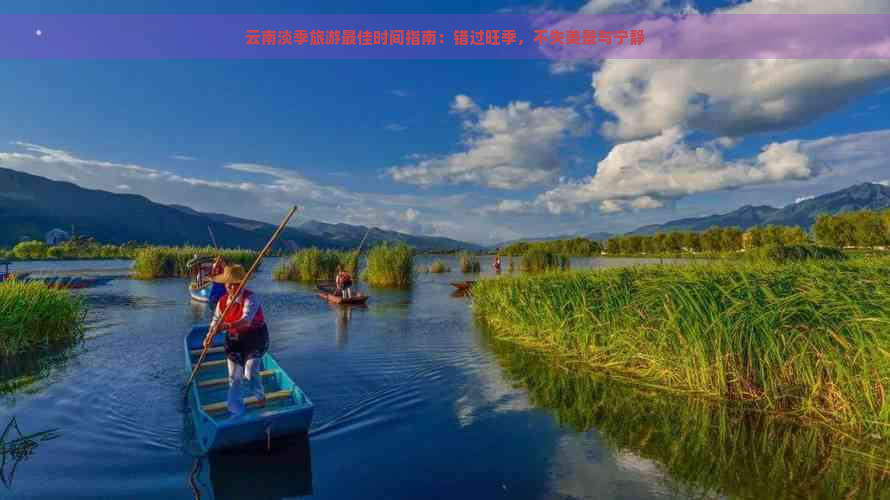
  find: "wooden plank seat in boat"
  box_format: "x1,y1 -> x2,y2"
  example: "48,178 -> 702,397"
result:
198,369 -> 276,389
202,390 -> 293,415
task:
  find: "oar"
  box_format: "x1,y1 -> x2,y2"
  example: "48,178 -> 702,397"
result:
184,206 -> 299,395
208,226 -> 219,250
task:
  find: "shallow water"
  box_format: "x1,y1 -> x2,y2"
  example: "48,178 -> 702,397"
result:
2,256 -> 886,499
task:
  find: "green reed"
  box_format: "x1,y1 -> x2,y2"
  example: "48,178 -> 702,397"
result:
427,260 -> 450,273
473,257 -> 890,438
520,248 -> 570,272
459,252 -> 481,273
485,333 -> 890,499
364,243 -> 413,287
133,246 -> 257,280
273,248 -> 358,282
0,282 -> 86,357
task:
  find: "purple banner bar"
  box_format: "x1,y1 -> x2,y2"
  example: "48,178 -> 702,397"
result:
1,14 -> 888,59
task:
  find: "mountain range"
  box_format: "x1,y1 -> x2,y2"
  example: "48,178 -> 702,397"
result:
628,182 -> 890,235
0,167 -> 483,251
3,166 -> 888,250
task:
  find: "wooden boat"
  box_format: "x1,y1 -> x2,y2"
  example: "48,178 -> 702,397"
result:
184,325 -> 314,452
189,282 -> 212,303
449,281 -> 476,291
316,286 -> 369,305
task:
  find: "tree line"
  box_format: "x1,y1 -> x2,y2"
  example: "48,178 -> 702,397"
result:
497,209 -> 890,257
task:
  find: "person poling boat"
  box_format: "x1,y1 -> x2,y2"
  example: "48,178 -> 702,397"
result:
335,265 -> 354,299
208,264 -> 270,416
493,255 -> 502,273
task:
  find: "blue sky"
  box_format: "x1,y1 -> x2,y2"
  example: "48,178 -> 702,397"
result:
1,0 -> 889,243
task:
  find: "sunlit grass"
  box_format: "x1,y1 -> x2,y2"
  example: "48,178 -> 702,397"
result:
473,257 -> 890,437
273,248 -> 357,282
0,282 -> 86,356
133,246 -> 257,280
364,243 -> 413,287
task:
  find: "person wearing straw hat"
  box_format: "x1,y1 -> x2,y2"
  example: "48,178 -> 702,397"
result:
209,265 -> 269,415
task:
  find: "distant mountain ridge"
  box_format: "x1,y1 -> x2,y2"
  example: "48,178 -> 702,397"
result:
629,182 -> 890,235
0,168 -> 482,251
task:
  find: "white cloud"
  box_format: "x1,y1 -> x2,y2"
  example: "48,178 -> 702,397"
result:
0,142 -> 493,242
794,195 -> 815,203
387,89 -> 412,97
384,123 -> 408,132
528,127 -> 820,214
588,0 -> 890,140
170,154 -> 197,161
451,94 -> 480,114
878,180 -> 890,187
389,97 -> 585,190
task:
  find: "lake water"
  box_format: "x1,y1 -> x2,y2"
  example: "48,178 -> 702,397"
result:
2,256 -> 886,499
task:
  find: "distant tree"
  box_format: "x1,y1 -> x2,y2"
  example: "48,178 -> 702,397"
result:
606,238 -> 622,255
13,240 -> 48,260
701,227 -> 723,252
664,232 -> 683,253
721,227 -> 743,252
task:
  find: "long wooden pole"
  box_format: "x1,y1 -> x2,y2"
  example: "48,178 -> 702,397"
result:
208,226 -> 219,250
184,206 -> 298,394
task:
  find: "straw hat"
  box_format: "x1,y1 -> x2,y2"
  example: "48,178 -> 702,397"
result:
211,265 -> 250,284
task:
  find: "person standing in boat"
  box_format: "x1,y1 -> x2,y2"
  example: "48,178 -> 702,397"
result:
335,266 -> 353,299
208,256 -> 227,305
493,255 -> 502,273
208,265 -> 269,416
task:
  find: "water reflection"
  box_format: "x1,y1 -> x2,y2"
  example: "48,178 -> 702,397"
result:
189,434 -> 312,500
0,344 -> 82,401
334,305 -> 352,350
483,330 -> 890,500
0,417 -> 61,491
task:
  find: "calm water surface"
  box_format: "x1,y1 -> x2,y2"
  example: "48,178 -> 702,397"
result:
1,256 -> 885,499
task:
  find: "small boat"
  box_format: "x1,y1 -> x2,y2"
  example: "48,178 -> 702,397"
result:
184,325 -> 314,452
189,282 -> 213,303
316,285 -> 369,305
449,281 -> 476,291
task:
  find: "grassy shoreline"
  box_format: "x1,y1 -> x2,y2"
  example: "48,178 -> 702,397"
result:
473,257 -> 890,438
0,282 -> 86,356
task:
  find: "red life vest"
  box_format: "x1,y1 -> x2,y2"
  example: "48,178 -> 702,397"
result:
218,290 -> 266,335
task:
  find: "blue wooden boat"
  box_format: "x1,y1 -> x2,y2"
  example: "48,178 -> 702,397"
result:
189,282 -> 225,305
184,325 -> 314,452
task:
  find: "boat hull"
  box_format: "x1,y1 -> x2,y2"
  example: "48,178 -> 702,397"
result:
317,291 -> 369,305
184,325 -> 314,453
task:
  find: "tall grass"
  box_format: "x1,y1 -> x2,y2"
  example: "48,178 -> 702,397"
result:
273,248 -> 358,282
133,246 -> 257,279
459,252 -> 481,273
428,260 -> 450,273
520,248 -> 570,272
473,257 -> 890,437
0,282 -> 86,356
486,334 -> 890,499
364,243 -> 413,287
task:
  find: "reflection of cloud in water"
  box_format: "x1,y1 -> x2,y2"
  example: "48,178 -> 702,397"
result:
547,436 -> 674,500
453,357 -> 531,428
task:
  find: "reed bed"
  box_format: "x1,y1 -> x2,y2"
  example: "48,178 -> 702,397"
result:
486,335 -> 890,499
273,248 -> 358,282
459,252 -> 481,273
133,246 -> 257,280
364,243 -> 413,287
473,257 -> 890,437
0,282 -> 86,356
520,248 -> 570,272
427,260 -> 450,273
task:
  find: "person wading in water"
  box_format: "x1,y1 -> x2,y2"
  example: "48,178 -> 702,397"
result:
335,265 -> 354,299
209,265 -> 269,415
